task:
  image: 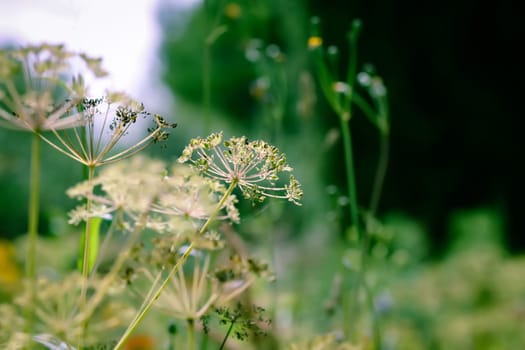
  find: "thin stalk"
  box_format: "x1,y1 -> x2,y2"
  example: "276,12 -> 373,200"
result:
80,165 -> 95,285
369,134 -> 389,217
202,0 -> 227,134
338,110 -> 369,342
341,17 -> 361,239
199,333 -> 208,350
360,130 -> 389,349
363,271 -> 381,347
203,45 -> 211,134
218,321 -> 235,350
340,20 -> 374,341
187,318 -> 196,350
203,0 -> 211,134
73,210 -> 152,329
25,132 -> 41,344
78,164 -> 95,350
113,180 -> 238,350
339,118 -> 360,238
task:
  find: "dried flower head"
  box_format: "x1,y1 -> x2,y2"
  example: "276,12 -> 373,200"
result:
0,43 -> 106,132
178,132 -> 302,205
40,93 -> 176,168
138,250 -> 267,322
67,155 -> 167,225
150,164 -> 239,236
1,274 -> 133,348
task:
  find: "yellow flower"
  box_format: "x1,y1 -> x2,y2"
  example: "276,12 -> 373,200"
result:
224,3 -> 241,19
0,240 -> 21,288
308,36 -> 323,49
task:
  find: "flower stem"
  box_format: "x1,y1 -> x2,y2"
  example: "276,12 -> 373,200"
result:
78,165 -> 96,349
187,318 -> 196,350
219,320 -> 235,350
339,118 -> 360,238
369,134 -> 389,218
203,0 -> 211,134
25,132 -> 41,344
113,180 -> 238,350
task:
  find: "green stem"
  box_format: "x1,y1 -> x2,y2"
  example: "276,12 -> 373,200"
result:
78,165 -> 95,349
113,180 -> 238,350
363,268 -> 382,347
341,18 -> 360,238
369,134 -> 389,218
25,132 -> 41,342
203,0 -> 211,134
199,332 -> 208,350
339,117 -> 360,238
203,44 -> 211,134
80,166 -> 95,282
219,321 -> 235,350
339,114 -> 364,341
187,318 -> 196,350
361,131 -> 389,349
73,210 -> 151,341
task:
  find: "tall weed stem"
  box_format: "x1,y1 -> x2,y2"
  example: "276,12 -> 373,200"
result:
187,318 -> 196,350
77,165 -> 95,349
25,132 -> 41,345
202,0 -> 227,133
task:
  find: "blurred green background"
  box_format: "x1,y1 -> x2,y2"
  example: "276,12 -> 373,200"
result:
155,0 -> 523,254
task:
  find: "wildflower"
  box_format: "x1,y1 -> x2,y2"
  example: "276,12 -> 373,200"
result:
150,254 -> 219,320
40,92 -> 177,168
137,251 -> 271,322
308,16 -> 323,50
307,36 -> 323,49
0,43 -> 106,132
151,164 -> 240,235
67,155 -> 167,225
178,132 -> 303,205
2,274 -> 133,348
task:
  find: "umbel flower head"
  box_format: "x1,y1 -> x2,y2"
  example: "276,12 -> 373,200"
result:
150,164 -> 240,236
0,273 -> 133,348
67,155 -> 167,225
130,249 -> 272,322
40,92 -> 177,167
67,158 -> 238,234
0,43 -> 107,132
178,132 -> 303,205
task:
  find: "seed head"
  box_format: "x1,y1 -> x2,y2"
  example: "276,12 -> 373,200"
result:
0,43 -> 106,132
178,132 -> 302,205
